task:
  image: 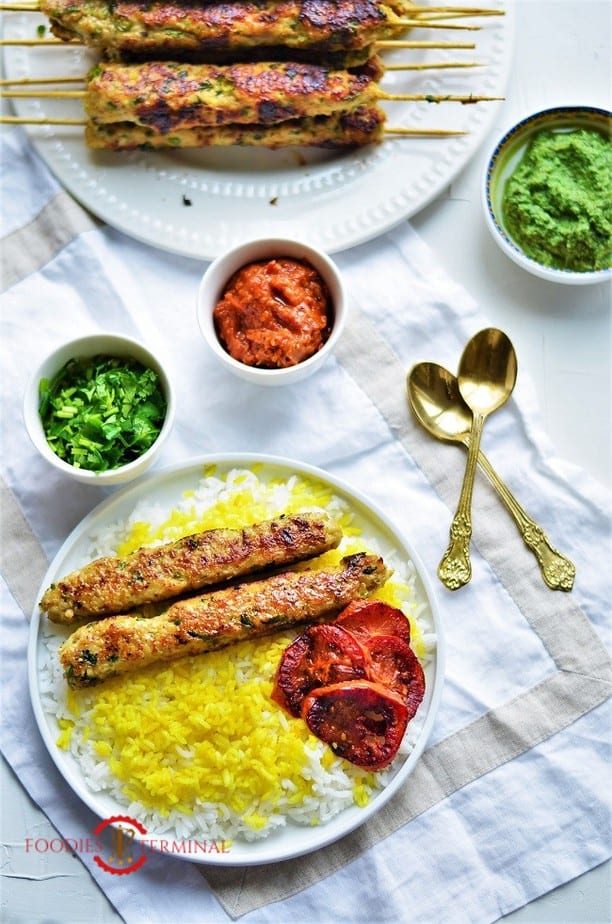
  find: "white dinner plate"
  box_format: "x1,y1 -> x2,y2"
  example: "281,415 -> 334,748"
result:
29,453 -> 444,866
2,3 -> 513,260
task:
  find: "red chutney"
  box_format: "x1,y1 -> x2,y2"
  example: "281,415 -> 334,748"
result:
213,257 -> 332,369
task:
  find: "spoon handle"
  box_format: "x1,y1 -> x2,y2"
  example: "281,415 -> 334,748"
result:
473,447 -> 576,591
438,412 -> 484,590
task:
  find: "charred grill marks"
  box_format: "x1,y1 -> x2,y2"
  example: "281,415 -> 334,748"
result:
60,552 -> 391,687
84,105 -> 387,149
85,60 -> 381,133
41,0 -> 408,57
41,513 -> 343,624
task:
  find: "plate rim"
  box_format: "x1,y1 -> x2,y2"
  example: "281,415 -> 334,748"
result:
28,451 -> 445,866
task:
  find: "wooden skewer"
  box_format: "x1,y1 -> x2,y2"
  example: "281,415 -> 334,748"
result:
406,4 -> 501,12
0,60 -> 483,85
0,115 -> 85,124
0,76 -> 86,85
0,88 -> 501,102
1,89 -> 86,97
407,9 -> 502,20
395,19 -> 481,30
0,89 -> 86,97
0,115 -> 468,136
385,60 -> 482,70
0,11 -> 480,30
0,38 -> 69,45
0,37 -> 478,50
380,91 -> 502,102
376,39 -> 476,48
0,1 -> 502,12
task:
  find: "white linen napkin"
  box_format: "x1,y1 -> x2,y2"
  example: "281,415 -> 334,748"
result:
1,125 -> 610,924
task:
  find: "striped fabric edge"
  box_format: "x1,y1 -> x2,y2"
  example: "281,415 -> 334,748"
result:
0,476 -> 49,618
201,305 -> 611,917
1,189 -> 99,292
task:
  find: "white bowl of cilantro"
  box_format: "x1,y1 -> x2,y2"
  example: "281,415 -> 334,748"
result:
24,334 -> 175,485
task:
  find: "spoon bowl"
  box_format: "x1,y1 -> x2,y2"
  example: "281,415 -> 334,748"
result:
458,328 -> 517,414
408,362 -> 472,443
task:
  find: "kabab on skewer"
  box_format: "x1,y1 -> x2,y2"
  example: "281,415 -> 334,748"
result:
84,105 -> 389,149
0,56 -> 484,83
1,0 -> 503,149
1,107 -> 470,146
83,58 -> 385,131
1,57 -> 501,142
37,0 -> 482,63
0,38 -> 481,64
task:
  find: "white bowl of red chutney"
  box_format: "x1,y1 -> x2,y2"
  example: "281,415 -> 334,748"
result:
196,237 -> 347,385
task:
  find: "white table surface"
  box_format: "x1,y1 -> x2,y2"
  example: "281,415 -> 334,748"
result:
1,1 -> 610,921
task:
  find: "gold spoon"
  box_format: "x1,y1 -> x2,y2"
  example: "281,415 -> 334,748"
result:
436,328 -> 517,590
407,362 -> 575,591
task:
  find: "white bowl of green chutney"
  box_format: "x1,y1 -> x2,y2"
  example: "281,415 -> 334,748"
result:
483,105 -> 612,285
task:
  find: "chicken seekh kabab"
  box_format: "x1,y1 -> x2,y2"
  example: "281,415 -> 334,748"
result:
84,58 -> 385,130
83,57 -> 387,149
39,0 -> 465,62
51,57 -> 496,149
59,552 -> 391,687
86,105 -> 388,149
41,512 -> 343,624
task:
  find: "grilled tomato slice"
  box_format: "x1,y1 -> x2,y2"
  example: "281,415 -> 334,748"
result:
302,680 -> 408,770
335,599 -> 411,644
364,634 -> 425,719
272,624 -> 368,717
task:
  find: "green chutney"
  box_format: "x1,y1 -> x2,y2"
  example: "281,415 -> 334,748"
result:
501,128 -> 612,272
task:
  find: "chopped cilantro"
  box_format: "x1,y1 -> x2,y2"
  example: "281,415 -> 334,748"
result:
38,354 -> 167,473
80,649 -> 98,665
187,630 -> 215,641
